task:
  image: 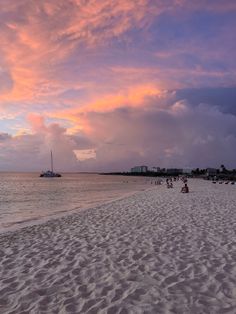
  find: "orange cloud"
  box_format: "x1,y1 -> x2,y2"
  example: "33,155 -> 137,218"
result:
84,84 -> 163,111
43,83 -> 170,137
0,0 -> 190,106
0,0 -> 167,104
0,0 -> 234,138
27,114 -> 46,133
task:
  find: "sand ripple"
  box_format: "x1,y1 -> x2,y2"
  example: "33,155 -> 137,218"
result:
0,179 -> 236,313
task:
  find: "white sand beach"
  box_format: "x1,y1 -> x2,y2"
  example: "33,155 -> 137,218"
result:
0,179 -> 236,314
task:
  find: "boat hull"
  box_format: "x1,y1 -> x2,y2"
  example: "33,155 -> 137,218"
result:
40,171 -> 61,177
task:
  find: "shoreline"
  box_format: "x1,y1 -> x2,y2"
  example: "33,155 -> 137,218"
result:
0,184 -> 153,235
1,179 -> 236,313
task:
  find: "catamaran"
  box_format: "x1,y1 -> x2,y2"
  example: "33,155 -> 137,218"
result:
40,151 -> 62,177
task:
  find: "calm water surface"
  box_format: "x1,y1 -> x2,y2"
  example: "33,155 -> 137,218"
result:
0,173 -> 149,232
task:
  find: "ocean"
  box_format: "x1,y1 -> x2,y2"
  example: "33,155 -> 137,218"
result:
0,172 -> 149,233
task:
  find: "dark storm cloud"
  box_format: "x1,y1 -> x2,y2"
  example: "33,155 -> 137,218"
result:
175,87 -> 236,115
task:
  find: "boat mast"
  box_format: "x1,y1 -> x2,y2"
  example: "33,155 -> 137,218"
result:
51,150 -> 54,172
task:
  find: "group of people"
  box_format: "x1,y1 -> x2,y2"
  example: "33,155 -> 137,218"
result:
166,176 -> 189,193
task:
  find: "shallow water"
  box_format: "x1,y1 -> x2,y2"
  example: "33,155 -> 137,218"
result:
0,172 -> 149,232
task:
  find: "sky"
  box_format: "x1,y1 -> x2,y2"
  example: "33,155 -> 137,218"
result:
0,0 -> 236,172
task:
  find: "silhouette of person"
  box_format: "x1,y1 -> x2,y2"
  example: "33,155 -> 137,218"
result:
181,183 -> 189,193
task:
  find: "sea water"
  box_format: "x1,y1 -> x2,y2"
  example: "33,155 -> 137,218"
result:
0,172 -> 149,232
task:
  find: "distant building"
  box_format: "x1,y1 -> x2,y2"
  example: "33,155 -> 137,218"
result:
166,168 -> 183,175
131,165 -> 148,173
151,167 -> 161,172
206,168 -> 217,176
182,168 -> 193,175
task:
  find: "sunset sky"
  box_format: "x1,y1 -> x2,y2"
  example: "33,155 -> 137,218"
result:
0,0 -> 236,171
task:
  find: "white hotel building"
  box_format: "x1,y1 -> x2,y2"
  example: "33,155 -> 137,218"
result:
130,165 -> 148,173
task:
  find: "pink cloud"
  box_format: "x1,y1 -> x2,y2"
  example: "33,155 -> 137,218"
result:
0,114 -> 94,171
76,101 -> 236,171
0,0 -> 188,105
0,0 -> 233,111
1,95 -> 236,171
0,0 -> 235,171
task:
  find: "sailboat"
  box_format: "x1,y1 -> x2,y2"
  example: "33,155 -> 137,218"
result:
40,151 -> 62,177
